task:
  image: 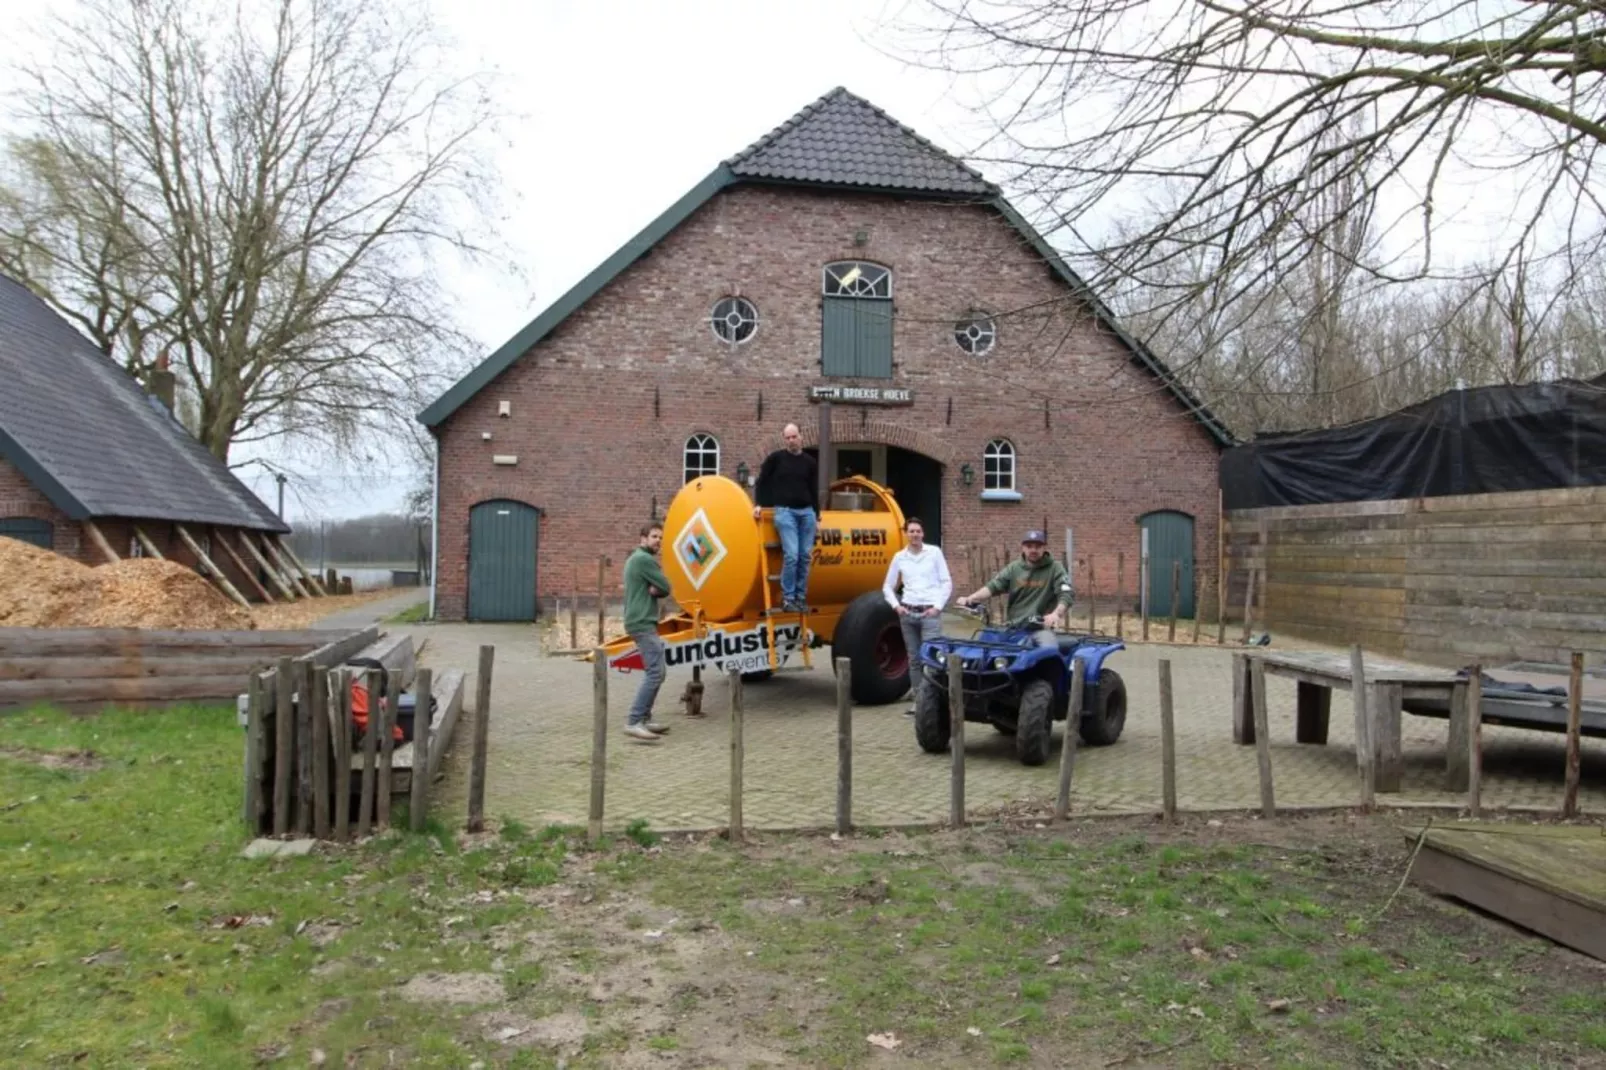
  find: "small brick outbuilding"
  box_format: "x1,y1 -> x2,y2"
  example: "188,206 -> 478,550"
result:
419,88 -> 1233,622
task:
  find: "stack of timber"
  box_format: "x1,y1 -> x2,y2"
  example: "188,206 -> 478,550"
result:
0,627 -> 347,712
242,628 -> 465,839
1226,486 -> 1606,666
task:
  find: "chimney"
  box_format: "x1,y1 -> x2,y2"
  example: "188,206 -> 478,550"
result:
147,350 -> 176,412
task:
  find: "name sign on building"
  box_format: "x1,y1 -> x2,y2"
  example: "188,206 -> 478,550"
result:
808,385 -> 914,406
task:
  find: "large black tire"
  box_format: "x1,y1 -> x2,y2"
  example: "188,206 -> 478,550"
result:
1016,678 -> 1054,766
1079,669 -> 1127,746
914,678 -> 949,754
740,669 -> 773,683
833,590 -> 910,705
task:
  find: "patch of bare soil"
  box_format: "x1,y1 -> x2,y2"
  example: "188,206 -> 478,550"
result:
396,972 -> 503,1005
0,745 -> 103,771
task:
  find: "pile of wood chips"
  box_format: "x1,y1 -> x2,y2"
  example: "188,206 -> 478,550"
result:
0,538 -> 255,630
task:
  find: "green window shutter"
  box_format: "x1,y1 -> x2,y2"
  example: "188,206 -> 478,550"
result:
822,297 -> 858,376
855,299 -> 893,378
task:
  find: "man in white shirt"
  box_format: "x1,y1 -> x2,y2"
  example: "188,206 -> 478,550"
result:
882,517 -> 952,716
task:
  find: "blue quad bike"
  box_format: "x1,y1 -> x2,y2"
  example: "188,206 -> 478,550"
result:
914,605 -> 1128,766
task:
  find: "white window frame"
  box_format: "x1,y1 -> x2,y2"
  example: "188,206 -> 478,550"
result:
683,433 -> 720,483
982,438 -> 1019,500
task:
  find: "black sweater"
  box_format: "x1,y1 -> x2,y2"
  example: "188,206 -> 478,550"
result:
754,449 -> 819,512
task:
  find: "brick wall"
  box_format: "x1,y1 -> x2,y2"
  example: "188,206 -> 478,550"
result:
0,455 -> 82,558
434,185 -> 1223,621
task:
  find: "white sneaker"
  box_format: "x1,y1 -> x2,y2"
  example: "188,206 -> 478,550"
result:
623,724 -> 662,743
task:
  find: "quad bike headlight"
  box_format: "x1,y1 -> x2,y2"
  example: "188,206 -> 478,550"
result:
992,656 -> 1010,670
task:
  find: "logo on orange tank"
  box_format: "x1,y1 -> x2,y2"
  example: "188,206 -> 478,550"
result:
672,507 -> 727,591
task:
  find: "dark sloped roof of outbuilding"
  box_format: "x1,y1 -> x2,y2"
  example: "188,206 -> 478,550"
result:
0,273 -> 290,532
419,88 -> 1234,447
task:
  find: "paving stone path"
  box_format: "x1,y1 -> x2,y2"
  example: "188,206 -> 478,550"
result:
410,621 -> 1605,832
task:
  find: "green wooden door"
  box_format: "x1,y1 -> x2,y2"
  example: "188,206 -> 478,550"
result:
467,500 -> 538,621
1140,510 -> 1195,619
821,298 -> 893,378
0,518 -> 53,550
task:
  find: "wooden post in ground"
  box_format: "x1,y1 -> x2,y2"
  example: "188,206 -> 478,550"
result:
1467,665 -> 1483,818
1168,560 -> 1180,642
273,657 -> 293,836
1216,491 -> 1227,644
1087,555 -> 1097,634
132,524 -> 164,559
1241,567 -> 1258,644
1190,571 -> 1201,644
357,669 -> 378,837
1159,659 -> 1177,822
1349,645 -> 1376,810
835,657 -> 852,836
948,655 -> 965,828
1115,552 -> 1125,639
239,533 -> 297,601
260,535 -> 312,598
1231,653 -> 1253,745
1564,651 -> 1583,819
589,649 -> 607,843
569,565 -> 579,650
294,659 -> 313,835
728,670 -> 745,843
311,665 -> 330,839
595,556 -> 607,645
273,536 -> 328,595
1140,536 -> 1150,641
244,674 -> 264,832
468,644 -> 495,833
377,669 -> 399,828
82,519 -> 121,563
214,528 -> 274,602
1054,658 -> 1086,822
1250,657 -> 1275,817
1217,565 -> 1228,646
334,671 -> 352,841
409,668 -> 433,832
175,524 -> 252,608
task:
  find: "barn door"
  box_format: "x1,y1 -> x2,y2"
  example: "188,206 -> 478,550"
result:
1140,510 -> 1195,619
0,517 -> 53,550
467,500 -> 539,621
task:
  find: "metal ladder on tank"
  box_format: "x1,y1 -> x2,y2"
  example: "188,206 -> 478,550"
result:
760,536 -> 812,672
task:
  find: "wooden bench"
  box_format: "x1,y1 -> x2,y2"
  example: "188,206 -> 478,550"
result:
355,668 -> 466,795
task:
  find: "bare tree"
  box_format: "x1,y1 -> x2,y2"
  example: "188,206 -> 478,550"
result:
0,0 -> 504,461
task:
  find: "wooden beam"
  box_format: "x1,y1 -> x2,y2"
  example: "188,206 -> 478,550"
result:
0,627 -> 334,656
237,533 -> 298,601
175,524 -> 252,609
258,535 -> 313,598
213,528 -> 275,603
81,519 -> 120,563
132,524 -> 164,559
271,535 -> 328,596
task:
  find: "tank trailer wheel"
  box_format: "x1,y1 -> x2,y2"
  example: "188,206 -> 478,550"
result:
1015,678 -> 1054,766
834,591 -> 911,706
739,669 -> 774,683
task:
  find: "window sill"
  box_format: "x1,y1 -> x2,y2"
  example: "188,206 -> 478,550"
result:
979,489 -> 1022,503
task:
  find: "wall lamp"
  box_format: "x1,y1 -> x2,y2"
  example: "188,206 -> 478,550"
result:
960,462 -> 975,486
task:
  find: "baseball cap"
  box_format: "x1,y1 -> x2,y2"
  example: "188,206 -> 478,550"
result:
1021,529 -> 1047,544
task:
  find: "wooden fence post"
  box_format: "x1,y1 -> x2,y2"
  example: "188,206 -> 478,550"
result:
835,657 -> 852,836
1190,572 -> 1201,644
273,657 -> 293,837
729,669 -> 744,844
377,669 -> 399,828
948,654 -> 966,827
244,674 -> 264,832
1115,552 -> 1125,639
1467,665 -> 1483,818
1241,567 -> 1258,645
1054,658 -> 1086,821
468,644 -> 495,834
1564,651 -> 1583,819
311,665 -> 330,840
1349,645 -> 1375,810
410,668 -> 433,832
357,669 -> 379,837
334,670 -> 352,842
1167,561 -> 1180,642
1250,658 -> 1275,818
595,556 -> 607,645
1087,555 -> 1097,634
589,649 -> 607,842
295,659 -> 313,835
1159,659 -> 1177,822
570,565 -> 580,650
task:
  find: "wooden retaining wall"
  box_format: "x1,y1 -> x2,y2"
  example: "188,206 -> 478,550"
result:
0,628 -> 347,712
1226,486 -> 1606,667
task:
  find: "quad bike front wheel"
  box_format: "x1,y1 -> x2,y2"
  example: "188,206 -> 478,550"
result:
1016,678 -> 1054,766
914,678 -> 950,753
1078,669 -> 1128,746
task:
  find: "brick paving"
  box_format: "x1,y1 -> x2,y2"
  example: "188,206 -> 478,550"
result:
412,621 -> 1606,832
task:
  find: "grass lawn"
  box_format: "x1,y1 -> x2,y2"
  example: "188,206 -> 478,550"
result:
2,705 -> 1604,1068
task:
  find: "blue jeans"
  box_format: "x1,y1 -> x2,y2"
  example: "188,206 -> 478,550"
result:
772,506 -> 817,605
900,611 -> 943,707
627,631 -> 666,725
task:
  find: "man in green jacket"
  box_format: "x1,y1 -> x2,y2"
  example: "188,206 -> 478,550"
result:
955,529 -> 1074,645
622,522 -> 673,742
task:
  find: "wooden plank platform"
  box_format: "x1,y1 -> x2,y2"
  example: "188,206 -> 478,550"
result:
1407,823 -> 1606,962
343,667 -> 464,795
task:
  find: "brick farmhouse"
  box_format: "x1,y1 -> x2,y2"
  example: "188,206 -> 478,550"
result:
0,272 -> 293,600
420,88 -> 1232,622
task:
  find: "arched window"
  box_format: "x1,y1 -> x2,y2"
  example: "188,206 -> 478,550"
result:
684,433 -> 720,483
822,261 -> 893,378
984,439 -> 1016,492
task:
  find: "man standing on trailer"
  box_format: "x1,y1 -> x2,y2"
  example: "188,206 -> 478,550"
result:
752,422 -> 820,612
955,529 -> 1073,646
882,516 -> 952,716
622,522 -> 673,743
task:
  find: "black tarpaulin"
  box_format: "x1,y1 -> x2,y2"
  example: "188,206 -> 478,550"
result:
1220,375 -> 1606,509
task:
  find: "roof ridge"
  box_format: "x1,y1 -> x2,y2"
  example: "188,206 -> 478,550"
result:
723,86 -> 847,167
829,87 -> 996,190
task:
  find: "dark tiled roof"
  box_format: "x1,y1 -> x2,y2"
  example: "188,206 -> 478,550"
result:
0,274 -> 289,532
726,87 -> 997,197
